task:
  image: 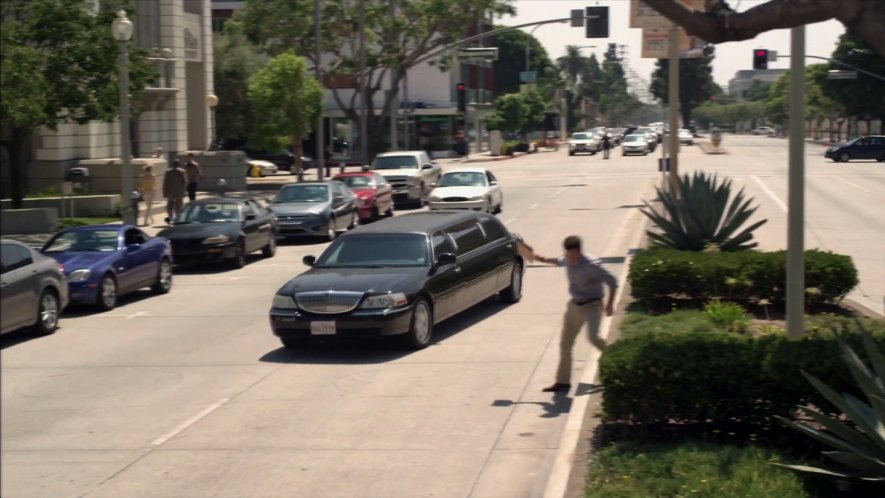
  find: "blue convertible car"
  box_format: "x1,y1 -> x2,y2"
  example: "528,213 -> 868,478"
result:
41,225 -> 173,310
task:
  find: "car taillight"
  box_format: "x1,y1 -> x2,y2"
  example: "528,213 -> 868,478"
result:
58,263 -> 65,274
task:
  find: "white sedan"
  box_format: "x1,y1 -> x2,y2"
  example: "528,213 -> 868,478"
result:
247,159 -> 278,177
567,132 -> 600,156
622,134 -> 649,156
678,129 -> 694,145
427,168 -> 503,214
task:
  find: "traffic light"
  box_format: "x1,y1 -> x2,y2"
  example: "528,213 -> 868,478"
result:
456,83 -> 466,113
585,6 -> 609,38
753,49 -> 768,70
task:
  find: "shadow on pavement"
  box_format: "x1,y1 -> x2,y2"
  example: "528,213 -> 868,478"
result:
491,392 -> 573,419
258,296 -> 512,365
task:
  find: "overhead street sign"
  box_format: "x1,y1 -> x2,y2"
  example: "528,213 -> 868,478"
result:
457,47 -> 499,62
828,70 -> 858,79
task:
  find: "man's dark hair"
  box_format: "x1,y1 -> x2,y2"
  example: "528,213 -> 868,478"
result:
563,235 -> 581,251
172,160 -> 180,167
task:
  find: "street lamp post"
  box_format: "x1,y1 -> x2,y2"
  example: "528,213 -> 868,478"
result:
111,10 -> 135,226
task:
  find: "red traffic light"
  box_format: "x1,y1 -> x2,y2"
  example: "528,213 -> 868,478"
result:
756,50 -> 767,57
456,83 -> 466,91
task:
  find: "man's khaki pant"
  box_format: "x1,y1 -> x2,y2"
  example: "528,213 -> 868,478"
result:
556,300 -> 607,384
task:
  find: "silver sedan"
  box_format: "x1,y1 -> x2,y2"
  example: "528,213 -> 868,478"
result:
1,239 -> 69,336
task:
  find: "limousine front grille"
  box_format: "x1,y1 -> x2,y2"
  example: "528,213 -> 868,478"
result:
442,197 -> 468,202
296,291 -> 364,314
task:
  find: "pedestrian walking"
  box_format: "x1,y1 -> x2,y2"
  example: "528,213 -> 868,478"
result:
136,164 -> 157,226
602,133 -> 611,159
534,235 -> 618,393
454,130 -> 468,160
162,160 -> 187,223
183,153 -> 202,202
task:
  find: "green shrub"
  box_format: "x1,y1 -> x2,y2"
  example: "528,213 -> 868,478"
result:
704,300 -> 751,333
628,248 -> 858,304
601,325 -> 885,423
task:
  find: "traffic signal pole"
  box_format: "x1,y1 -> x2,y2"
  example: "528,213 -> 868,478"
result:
667,24 -> 680,195
786,26 -> 806,339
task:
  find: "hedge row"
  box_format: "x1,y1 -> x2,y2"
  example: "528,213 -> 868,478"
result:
627,248 -> 858,304
600,328 -> 885,423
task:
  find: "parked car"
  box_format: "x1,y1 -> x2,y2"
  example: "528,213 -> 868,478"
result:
270,181 -> 358,240
678,129 -> 694,145
622,134 -> 649,156
332,172 -> 394,223
427,168 -> 503,214
157,198 -> 277,268
370,151 -> 442,207
825,135 -> 885,163
567,132 -> 599,156
236,146 -> 296,171
268,211 -> 525,349
636,127 -> 658,151
41,225 -> 172,310
1,240 -> 68,335
752,126 -> 776,136
246,159 -> 279,177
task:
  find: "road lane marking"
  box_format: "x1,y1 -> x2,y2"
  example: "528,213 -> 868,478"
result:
529,203 -> 539,210
151,398 -> 230,446
547,187 -> 566,199
833,175 -> 869,192
751,175 -> 788,213
98,311 -> 152,319
503,218 -> 516,226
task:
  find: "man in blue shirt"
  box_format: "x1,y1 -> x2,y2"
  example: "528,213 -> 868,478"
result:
535,235 -> 617,393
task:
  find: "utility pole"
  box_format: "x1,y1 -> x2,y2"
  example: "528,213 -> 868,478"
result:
667,24 -> 680,195
388,0 -> 398,151
313,0 -> 325,179
359,0 -> 368,165
786,26 -> 806,338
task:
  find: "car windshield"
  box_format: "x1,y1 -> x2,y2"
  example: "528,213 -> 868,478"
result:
274,185 -> 329,203
571,133 -> 589,140
336,176 -> 372,189
624,135 -> 643,143
44,230 -> 119,253
372,155 -> 419,169
437,172 -> 487,187
175,202 -> 240,223
316,234 -> 429,268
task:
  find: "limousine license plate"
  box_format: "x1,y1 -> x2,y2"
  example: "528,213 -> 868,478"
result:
310,321 -> 336,335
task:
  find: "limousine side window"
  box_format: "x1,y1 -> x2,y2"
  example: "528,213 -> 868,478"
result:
479,216 -> 508,242
446,220 -> 486,256
431,231 -> 456,259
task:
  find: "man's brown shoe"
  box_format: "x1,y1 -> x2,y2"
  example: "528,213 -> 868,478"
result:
542,383 -> 571,393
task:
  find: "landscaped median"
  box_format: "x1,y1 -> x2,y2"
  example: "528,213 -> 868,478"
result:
580,249 -> 884,497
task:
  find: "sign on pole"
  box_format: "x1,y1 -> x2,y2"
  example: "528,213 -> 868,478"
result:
519,71 -> 538,83
641,27 -> 691,58
827,70 -> 858,79
630,0 -> 705,29
457,47 -> 499,62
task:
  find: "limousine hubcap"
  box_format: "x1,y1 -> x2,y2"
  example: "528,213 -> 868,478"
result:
413,302 -> 431,344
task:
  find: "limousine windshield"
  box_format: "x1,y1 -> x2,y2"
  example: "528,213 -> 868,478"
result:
315,234 -> 429,268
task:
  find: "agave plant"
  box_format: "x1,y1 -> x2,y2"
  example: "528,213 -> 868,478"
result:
773,328 -> 885,482
641,171 -> 768,251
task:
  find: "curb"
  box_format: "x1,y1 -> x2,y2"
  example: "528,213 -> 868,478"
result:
463,152 -> 531,163
697,142 -> 728,154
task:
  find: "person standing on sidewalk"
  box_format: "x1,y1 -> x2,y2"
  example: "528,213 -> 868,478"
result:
162,160 -> 187,223
184,153 -> 202,202
136,164 -> 157,226
534,235 -> 618,393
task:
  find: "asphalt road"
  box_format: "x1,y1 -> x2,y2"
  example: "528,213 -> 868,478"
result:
2,135 -> 882,498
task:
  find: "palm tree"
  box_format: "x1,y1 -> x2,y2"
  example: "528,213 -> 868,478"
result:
556,45 -> 591,89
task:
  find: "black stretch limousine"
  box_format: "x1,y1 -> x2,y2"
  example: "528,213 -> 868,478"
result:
269,211 -> 525,349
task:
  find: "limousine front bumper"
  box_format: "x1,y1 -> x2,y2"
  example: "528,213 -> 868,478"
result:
269,305 -> 414,340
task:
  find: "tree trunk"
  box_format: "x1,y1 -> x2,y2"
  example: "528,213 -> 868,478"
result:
1,127 -> 29,209
292,136 -> 304,181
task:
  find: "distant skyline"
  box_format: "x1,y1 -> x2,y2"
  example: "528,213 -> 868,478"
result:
497,0 -> 845,90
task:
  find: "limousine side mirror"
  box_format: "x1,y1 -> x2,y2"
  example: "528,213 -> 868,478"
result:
303,255 -> 316,267
436,252 -> 457,265
421,163 -> 433,170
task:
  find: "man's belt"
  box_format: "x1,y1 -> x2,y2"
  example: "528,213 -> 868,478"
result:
572,297 -> 601,306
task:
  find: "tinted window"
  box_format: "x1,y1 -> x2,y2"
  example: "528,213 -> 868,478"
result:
437,172 -> 487,187
317,234 -> 428,267
337,176 -> 373,189
479,217 -> 509,242
1,243 -> 32,272
124,229 -> 148,245
446,221 -> 486,256
176,202 -> 241,223
431,231 -> 456,258
372,155 -> 419,169
274,185 -> 329,203
571,133 -> 589,140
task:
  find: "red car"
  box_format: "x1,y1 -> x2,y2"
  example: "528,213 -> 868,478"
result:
332,171 -> 395,222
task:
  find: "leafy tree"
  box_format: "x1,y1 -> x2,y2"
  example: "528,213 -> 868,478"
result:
764,64 -> 845,132
213,20 -> 266,144
484,94 -> 528,134
248,52 -> 323,172
0,0 -> 154,208
490,27 -> 553,97
745,81 -> 772,102
825,30 -> 885,127
520,90 -> 547,134
238,0 -> 515,159
650,44 -> 717,127
596,43 -> 643,126
640,0 -> 885,60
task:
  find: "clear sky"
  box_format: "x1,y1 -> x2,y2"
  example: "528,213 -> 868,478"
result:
496,0 -> 845,89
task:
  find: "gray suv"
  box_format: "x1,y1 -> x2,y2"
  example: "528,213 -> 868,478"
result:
1,240 -> 69,336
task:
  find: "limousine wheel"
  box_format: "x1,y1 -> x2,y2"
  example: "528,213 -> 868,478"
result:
403,298 -> 433,350
500,261 -> 523,303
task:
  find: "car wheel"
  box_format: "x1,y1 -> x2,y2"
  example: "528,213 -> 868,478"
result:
33,289 -> 60,335
386,205 -> 394,217
840,152 -> 851,163
96,274 -> 118,311
877,155 -> 884,163
326,220 -> 337,242
230,240 -> 247,269
417,184 -> 426,207
494,198 -> 503,214
402,298 -> 433,350
347,214 -> 356,230
262,233 -> 276,258
568,151 -> 575,156
151,259 -> 173,294
500,261 -> 523,304
485,199 -> 492,214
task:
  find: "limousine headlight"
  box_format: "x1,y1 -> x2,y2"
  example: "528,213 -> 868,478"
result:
202,235 -> 230,245
272,294 -> 298,309
359,292 -> 408,309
